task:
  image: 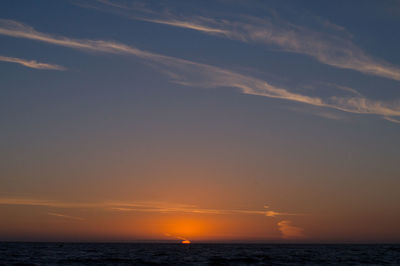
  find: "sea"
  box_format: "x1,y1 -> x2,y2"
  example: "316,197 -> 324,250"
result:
0,242 -> 399,265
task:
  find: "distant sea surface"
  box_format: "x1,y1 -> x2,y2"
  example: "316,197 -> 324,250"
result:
1,242 -> 400,265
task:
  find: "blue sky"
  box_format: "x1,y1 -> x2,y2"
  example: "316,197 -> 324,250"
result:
0,0 -> 400,242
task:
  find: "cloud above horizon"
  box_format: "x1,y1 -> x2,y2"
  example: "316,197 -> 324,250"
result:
277,220 -> 305,239
0,19 -> 400,122
47,212 -> 85,221
0,197 -> 297,217
0,197 -> 306,239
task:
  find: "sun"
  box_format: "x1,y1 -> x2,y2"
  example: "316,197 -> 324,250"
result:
181,240 -> 191,244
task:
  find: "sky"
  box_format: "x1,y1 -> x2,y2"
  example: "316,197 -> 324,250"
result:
0,0 -> 400,243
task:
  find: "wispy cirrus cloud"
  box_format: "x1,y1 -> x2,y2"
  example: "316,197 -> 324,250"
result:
0,19 -> 400,121
139,17 -> 228,34
1,197 -> 302,239
0,19 -> 151,56
0,198 -> 99,208
105,201 -> 289,216
0,55 -> 66,70
0,197 -> 295,217
383,116 -> 400,124
88,0 -> 400,82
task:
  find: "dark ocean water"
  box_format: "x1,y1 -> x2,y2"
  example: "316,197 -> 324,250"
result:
0,242 -> 399,265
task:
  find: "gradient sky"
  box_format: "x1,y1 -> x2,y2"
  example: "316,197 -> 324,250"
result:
1,0 -> 400,243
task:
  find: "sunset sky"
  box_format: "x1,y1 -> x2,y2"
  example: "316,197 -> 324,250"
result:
1,0 -> 400,243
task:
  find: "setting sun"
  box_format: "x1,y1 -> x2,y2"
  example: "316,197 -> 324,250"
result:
181,240 -> 191,244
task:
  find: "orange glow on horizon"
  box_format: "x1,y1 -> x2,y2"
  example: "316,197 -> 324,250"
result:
181,240 -> 191,244
161,217 -> 210,239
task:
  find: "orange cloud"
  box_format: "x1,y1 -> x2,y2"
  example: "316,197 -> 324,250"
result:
47,212 -> 85,221
277,220 -> 305,239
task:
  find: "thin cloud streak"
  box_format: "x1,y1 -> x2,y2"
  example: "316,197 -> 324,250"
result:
106,200 -> 281,216
91,0 -> 400,81
0,198 -> 295,217
265,210 -> 297,217
0,19 -> 153,57
0,198 -> 100,208
1,19 -> 400,121
141,17 -> 228,34
0,55 -> 66,70
383,116 -> 400,124
2,197 -> 301,239
47,212 -> 85,221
